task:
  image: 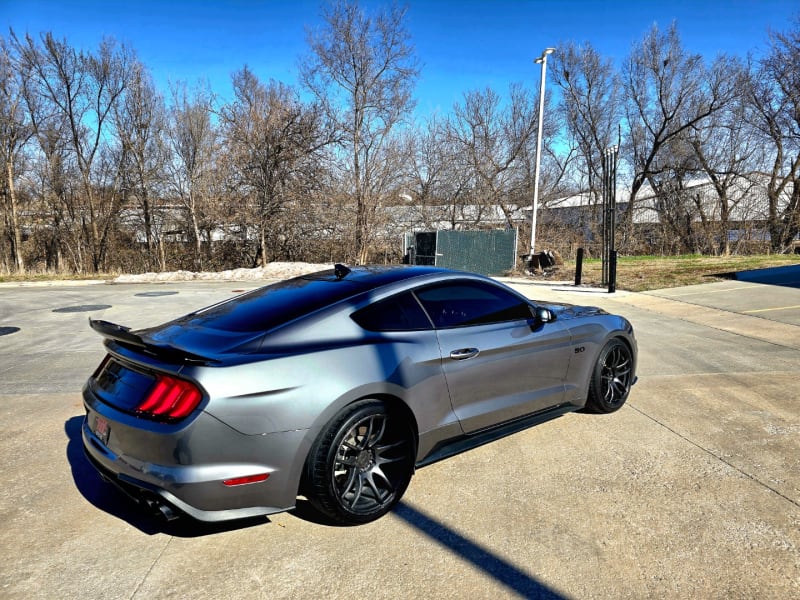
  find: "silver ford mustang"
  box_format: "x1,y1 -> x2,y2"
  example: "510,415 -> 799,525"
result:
82,265 -> 636,525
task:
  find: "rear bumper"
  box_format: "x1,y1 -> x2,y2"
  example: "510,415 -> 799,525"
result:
82,435 -> 279,521
81,400 -> 312,522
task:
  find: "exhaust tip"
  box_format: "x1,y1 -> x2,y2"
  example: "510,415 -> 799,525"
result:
144,496 -> 180,521
157,502 -> 179,521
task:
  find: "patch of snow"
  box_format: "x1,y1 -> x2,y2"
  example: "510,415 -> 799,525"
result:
113,262 -> 331,283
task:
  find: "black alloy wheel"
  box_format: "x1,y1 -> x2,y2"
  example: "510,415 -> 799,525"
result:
305,400 -> 415,525
586,339 -> 633,413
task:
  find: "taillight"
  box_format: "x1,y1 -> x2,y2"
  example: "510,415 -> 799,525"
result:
136,375 -> 202,421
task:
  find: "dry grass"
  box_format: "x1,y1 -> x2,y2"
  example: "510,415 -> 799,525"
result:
0,272 -> 114,284
557,254 -> 800,292
2,255 -> 799,292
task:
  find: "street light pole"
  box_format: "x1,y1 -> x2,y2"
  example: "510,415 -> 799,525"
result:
529,47 -> 555,258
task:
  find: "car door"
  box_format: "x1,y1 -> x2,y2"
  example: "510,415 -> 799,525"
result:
415,280 -> 573,434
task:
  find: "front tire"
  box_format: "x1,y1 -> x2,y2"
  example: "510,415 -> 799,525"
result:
305,400 -> 415,525
586,339 -> 633,413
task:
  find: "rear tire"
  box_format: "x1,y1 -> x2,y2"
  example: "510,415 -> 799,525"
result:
304,400 -> 415,525
585,339 -> 633,413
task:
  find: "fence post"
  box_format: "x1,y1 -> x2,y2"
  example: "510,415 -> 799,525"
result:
608,250 -> 617,294
601,144 -> 619,286
575,247 -> 584,286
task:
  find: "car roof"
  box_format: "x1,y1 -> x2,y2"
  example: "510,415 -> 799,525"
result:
303,264 -> 453,290
152,265 -> 462,336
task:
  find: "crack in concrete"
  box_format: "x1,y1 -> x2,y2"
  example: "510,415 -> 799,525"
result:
130,536 -> 173,599
627,403 -> 800,511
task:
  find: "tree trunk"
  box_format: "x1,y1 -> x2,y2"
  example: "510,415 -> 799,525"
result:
192,220 -> 202,271
142,192 -> 155,270
5,158 -> 25,273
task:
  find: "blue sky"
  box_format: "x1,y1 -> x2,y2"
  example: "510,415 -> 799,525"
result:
2,0 -> 796,118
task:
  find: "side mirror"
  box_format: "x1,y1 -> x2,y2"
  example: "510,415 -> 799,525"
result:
529,305 -> 556,329
536,307 -> 556,323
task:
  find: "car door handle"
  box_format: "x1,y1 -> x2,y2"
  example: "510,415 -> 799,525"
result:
449,348 -> 479,360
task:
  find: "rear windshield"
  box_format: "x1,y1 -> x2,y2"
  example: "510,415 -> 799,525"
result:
166,276 -> 365,333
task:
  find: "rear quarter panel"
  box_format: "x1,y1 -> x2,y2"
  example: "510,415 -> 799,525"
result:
193,329 -> 455,439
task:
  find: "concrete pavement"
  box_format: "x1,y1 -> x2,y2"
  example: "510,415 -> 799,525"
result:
0,276 -> 798,599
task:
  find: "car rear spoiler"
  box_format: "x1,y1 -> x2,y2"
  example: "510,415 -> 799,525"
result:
89,319 -> 147,347
89,319 -> 217,365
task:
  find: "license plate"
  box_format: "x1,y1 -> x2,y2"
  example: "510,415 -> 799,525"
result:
94,416 -> 110,445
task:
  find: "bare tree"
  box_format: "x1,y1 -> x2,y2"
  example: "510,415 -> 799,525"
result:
746,19 -> 800,252
220,67 -> 328,266
15,32 -> 132,271
112,60 -> 169,271
685,58 -> 760,254
622,23 -> 738,249
166,81 -> 218,270
402,116 -> 471,230
446,84 -> 541,230
551,41 -> 622,205
0,34 -> 33,273
301,0 -> 419,263
22,86 -> 75,271
641,132 -> 707,253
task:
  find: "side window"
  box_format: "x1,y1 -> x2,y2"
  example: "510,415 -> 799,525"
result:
351,292 -> 432,332
415,281 -> 532,328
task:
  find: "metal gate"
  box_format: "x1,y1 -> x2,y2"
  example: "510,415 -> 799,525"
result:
405,229 -> 518,276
